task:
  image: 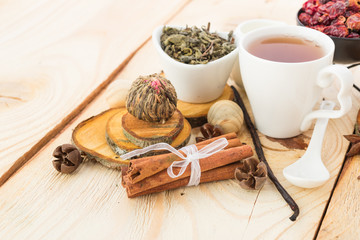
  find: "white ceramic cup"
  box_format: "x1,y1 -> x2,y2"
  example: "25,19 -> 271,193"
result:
239,26 -> 353,138
152,25 -> 239,103
231,19 -> 286,88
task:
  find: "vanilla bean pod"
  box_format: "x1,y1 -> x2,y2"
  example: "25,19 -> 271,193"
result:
348,63 -> 360,69
231,86 -> 299,221
347,63 -> 360,92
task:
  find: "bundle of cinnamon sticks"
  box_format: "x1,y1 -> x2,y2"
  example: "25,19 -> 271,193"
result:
121,132 -> 253,198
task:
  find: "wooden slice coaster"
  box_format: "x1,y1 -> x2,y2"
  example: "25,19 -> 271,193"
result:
72,108 -> 128,169
177,85 -> 234,127
106,110 -> 191,156
121,110 -> 184,147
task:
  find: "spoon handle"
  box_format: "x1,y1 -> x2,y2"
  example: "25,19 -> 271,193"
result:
307,101 -> 335,154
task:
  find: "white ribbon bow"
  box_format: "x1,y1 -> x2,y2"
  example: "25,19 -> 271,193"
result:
121,138 -> 228,186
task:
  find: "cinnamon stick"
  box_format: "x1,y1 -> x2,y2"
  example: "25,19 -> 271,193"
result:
124,161 -> 243,198
122,145 -> 253,197
127,133 -> 240,184
195,132 -> 237,146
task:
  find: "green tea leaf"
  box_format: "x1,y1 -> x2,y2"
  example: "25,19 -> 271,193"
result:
160,23 -> 236,65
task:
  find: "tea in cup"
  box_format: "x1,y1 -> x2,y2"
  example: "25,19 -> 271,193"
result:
239,26 -> 353,138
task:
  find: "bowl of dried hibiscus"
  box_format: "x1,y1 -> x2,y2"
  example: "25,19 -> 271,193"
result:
297,0 -> 360,64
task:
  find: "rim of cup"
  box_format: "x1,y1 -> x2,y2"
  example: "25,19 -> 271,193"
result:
234,19 -> 286,37
239,25 -> 335,65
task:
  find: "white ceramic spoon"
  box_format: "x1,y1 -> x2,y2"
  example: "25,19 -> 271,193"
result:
283,100 -> 335,188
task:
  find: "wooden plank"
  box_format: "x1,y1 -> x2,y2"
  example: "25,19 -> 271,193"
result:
316,155 -> 360,239
316,69 -> 360,239
1,0 -> 359,239
0,0 -> 189,184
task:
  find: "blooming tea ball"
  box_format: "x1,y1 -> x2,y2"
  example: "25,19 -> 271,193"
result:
126,73 -> 177,123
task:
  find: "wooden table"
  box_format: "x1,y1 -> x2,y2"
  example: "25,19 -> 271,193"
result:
1,0 -> 360,239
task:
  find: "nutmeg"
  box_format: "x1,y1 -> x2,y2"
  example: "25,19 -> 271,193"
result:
52,144 -> 82,174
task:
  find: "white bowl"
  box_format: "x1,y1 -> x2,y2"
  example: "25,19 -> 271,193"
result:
152,25 -> 239,103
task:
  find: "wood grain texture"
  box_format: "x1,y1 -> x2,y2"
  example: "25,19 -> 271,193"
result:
0,0 -> 188,184
1,0 -> 360,239
72,108 -> 127,169
122,110 -> 184,147
106,110 -> 191,154
316,155 -> 360,239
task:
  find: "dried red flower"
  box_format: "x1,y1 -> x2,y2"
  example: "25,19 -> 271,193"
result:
300,0 -> 360,38
346,13 -> 360,31
323,24 -> 349,37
